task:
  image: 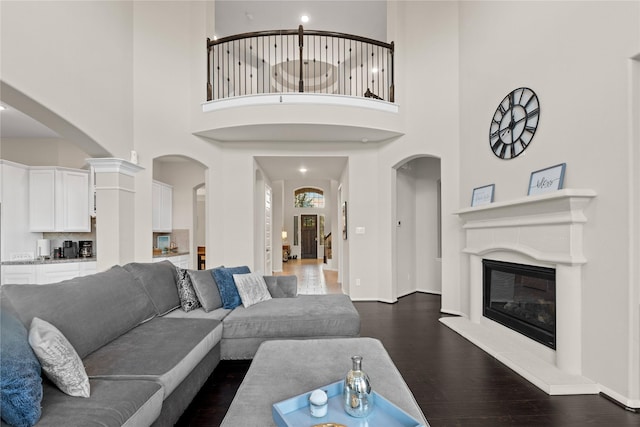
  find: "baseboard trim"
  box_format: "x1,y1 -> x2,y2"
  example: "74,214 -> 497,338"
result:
440,308 -> 464,316
599,386 -> 640,412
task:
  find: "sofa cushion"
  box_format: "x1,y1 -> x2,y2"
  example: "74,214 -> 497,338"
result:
163,307 -> 232,321
83,317 -> 222,399
2,265 -> 157,359
233,273 -> 272,308
222,294 -> 360,339
28,318 -> 90,398
212,266 -> 250,309
0,310 -> 42,427
175,267 -> 201,312
35,379 -> 163,427
188,269 -> 222,312
124,261 -> 180,315
263,275 -> 298,298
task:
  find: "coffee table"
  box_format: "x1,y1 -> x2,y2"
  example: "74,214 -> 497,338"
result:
220,337 -> 429,426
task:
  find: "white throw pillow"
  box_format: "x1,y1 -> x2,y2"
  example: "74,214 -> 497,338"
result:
233,273 -> 272,308
28,317 -> 90,398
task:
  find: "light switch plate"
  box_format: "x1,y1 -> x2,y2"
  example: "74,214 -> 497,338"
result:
355,227 -> 365,234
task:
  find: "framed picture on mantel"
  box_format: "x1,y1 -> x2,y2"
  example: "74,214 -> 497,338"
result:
528,163 -> 566,196
471,184 -> 495,207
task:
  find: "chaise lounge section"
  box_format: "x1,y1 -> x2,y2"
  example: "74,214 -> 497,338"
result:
0,261 -> 360,427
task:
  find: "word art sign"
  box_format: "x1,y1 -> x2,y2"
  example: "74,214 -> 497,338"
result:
528,163 -> 566,196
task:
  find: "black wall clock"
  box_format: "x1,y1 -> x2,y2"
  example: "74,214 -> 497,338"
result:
489,87 -> 540,159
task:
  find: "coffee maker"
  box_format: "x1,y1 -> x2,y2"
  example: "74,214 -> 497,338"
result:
78,241 -> 93,258
63,240 -> 78,259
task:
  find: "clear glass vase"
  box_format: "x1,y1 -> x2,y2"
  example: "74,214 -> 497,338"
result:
343,355 -> 374,417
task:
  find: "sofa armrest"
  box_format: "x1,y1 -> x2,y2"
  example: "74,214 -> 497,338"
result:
263,275 -> 298,298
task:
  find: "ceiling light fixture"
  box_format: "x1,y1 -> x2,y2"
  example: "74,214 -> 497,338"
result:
301,15 -> 309,23
0,105 -> 6,111
372,67 -> 378,73
299,167 -> 307,173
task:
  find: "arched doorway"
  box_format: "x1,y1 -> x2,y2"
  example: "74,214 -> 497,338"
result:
394,156 -> 442,298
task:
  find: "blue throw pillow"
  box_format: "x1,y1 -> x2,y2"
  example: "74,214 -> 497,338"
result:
1,310 -> 43,427
212,266 -> 251,309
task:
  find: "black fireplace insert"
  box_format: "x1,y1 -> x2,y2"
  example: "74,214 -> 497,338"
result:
483,259 -> 556,349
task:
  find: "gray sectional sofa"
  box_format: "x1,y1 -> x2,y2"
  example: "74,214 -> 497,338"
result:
0,261 -> 360,427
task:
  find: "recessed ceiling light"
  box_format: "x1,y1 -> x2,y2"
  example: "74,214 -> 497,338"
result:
301,15 -> 309,23
0,105 -> 6,111
371,67 -> 378,73
299,167 -> 307,173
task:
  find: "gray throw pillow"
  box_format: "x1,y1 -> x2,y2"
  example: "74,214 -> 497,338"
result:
264,275 -> 298,298
175,267 -> 201,312
124,261 -> 180,315
188,269 -> 223,312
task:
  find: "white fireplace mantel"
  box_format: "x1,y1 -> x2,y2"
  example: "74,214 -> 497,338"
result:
456,189 -> 597,266
442,188 -> 599,395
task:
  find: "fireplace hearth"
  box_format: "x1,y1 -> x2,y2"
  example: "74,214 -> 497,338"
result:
483,259 -> 556,349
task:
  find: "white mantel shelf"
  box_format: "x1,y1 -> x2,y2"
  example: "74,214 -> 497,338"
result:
456,189 -> 597,227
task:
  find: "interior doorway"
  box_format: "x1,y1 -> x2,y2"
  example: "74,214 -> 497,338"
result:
301,214 -> 318,259
395,156 -> 442,297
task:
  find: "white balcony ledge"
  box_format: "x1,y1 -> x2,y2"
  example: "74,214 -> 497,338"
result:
195,93 -> 402,143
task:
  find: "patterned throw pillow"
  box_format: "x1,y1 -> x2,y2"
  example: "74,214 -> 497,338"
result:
28,317 -> 90,398
0,311 -> 42,427
233,273 -> 272,308
175,267 -> 201,312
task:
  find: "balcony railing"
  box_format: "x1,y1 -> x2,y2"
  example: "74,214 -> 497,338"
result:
206,25 -> 394,103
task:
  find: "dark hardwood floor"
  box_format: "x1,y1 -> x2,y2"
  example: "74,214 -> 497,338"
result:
176,293 -> 639,426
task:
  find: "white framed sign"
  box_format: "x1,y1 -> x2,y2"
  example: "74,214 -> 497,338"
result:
471,184 -> 495,207
528,163 -> 566,196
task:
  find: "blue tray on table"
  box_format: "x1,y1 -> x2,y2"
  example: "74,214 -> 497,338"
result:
272,380 -> 426,427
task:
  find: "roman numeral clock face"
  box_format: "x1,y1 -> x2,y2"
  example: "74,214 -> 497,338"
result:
489,87 -> 540,159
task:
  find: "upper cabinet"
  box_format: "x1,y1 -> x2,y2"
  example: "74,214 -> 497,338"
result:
152,180 -> 173,232
29,167 -> 90,232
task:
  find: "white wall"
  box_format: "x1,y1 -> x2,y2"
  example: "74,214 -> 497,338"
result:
0,1 -> 134,158
457,0 -> 640,407
382,0 -> 461,304
1,139 -> 90,169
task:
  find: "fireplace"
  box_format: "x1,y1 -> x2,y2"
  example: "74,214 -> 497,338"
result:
483,259 -> 556,349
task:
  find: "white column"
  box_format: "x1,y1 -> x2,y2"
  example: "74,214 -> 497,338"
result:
86,158 -> 144,271
555,264 -> 583,375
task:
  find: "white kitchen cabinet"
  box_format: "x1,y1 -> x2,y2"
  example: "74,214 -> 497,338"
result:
36,263 -> 82,284
153,254 -> 190,269
29,167 -> 90,232
1,265 -> 37,285
0,262 -> 98,286
152,180 -> 173,232
1,161 -> 38,262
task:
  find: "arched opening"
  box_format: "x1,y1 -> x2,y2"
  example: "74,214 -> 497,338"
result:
152,155 -> 207,270
394,155 -> 442,299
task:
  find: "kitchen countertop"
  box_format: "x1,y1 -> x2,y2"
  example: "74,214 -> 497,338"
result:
2,257 -> 97,266
152,251 -> 190,259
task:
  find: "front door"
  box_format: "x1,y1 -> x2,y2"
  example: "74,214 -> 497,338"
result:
301,214 -> 317,259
